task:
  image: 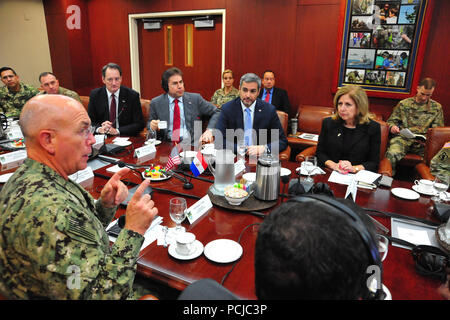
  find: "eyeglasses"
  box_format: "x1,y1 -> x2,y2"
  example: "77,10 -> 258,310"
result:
81,125 -> 96,139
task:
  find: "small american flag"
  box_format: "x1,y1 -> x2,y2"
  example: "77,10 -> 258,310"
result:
165,144 -> 181,171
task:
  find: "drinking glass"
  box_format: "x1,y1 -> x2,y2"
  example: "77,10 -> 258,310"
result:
169,197 -> 187,233
146,129 -> 156,145
431,175 -> 449,203
237,139 -> 246,163
302,156 -> 317,182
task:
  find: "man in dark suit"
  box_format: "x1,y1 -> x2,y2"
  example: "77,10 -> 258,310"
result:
88,63 -> 145,136
258,70 -> 291,115
148,67 -> 220,144
215,73 -> 288,157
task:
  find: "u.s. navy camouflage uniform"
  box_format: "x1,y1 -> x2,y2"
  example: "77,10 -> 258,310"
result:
210,87 -> 239,108
0,83 -> 39,118
430,141 -> 450,179
38,86 -> 81,102
0,159 -> 144,299
385,97 -> 444,175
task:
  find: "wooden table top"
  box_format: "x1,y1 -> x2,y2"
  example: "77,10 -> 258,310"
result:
1,137 -> 445,300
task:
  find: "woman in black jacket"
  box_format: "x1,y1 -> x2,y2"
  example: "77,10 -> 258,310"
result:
316,85 -> 381,174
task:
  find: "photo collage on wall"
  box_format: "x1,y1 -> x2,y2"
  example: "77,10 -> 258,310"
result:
343,0 -> 421,88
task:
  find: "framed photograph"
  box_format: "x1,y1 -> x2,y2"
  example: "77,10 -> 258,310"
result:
334,0 -> 435,98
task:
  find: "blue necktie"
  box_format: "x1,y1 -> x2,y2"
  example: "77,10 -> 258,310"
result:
244,108 -> 252,146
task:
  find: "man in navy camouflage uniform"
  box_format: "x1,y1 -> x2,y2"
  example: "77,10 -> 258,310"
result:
0,95 -> 158,299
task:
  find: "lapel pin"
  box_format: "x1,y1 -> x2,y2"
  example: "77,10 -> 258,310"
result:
338,133 -> 341,137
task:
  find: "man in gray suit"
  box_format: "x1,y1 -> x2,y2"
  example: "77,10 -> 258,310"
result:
148,67 -> 220,144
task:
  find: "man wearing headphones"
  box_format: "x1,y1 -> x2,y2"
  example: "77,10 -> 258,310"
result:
148,67 -> 220,144
255,195 -> 384,300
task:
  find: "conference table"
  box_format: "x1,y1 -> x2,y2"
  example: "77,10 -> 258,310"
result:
0,136 -> 446,300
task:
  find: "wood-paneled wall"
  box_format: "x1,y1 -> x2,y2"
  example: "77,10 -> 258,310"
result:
43,0 -> 449,124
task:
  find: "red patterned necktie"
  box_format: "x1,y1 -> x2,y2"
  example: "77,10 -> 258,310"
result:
110,94 -> 116,128
172,99 -> 181,142
265,90 -> 270,102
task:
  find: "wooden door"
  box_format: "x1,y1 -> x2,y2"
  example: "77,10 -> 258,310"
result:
138,16 -> 222,102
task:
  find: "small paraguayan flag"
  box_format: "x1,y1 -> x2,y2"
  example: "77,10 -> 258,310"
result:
190,150 -> 208,177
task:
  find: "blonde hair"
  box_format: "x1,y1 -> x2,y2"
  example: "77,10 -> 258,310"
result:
222,69 -> 234,78
332,85 -> 373,124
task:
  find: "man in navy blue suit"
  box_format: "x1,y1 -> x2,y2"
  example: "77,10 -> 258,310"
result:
258,70 -> 291,116
215,73 -> 287,157
88,63 -> 145,136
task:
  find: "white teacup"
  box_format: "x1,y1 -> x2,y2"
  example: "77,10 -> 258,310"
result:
175,232 -> 196,256
158,120 -> 167,129
414,179 -> 433,193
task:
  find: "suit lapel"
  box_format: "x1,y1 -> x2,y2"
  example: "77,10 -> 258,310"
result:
253,100 -> 264,130
182,93 -> 192,133
101,87 -> 109,116
118,87 -> 126,118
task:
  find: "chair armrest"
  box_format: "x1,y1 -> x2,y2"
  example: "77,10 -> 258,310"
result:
378,157 -> 393,177
295,146 -> 317,163
279,146 -> 291,161
415,163 -> 435,180
140,127 -> 148,139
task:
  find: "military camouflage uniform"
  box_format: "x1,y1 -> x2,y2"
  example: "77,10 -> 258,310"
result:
0,159 -> 144,299
0,83 -> 39,118
430,141 -> 450,178
210,87 -> 239,108
38,86 -> 81,102
385,97 -> 444,175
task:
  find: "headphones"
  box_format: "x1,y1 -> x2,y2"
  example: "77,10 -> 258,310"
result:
287,194 -> 385,300
161,67 -> 182,93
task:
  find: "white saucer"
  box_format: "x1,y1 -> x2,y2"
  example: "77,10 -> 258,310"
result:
168,240 -> 204,260
113,140 -> 132,147
280,167 -> 291,176
391,187 -> 419,200
204,239 -> 243,263
144,140 -> 161,146
412,185 -> 436,196
242,172 -> 256,182
0,172 -> 14,183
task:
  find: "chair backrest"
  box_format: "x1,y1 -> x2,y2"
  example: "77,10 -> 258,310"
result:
374,119 -> 390,162
297,105 -> 335,134
423,127 -> 450,165
79,96 -> 90,111
276,110 -> 288,135
140,99 -> 151,124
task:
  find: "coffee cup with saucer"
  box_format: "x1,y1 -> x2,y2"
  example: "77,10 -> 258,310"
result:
168,232 -> 204,260
413,179 -> 434,195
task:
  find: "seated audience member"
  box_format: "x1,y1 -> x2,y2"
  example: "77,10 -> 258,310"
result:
210,69 -> 239,108
316,85 -> 381,173
215,73 -> 288,156
385,78 -> 444,175
255,195 -> 382,299
88,63 -> 145,136
258,70 -> 291,115
0,95 -> 157,299
38,72 -> 81,102
430,141 -> 450,178
148,67 -> 220,144
0,67 -> 39,118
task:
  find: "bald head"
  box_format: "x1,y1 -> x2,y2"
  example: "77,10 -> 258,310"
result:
20,95 -> 86,141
